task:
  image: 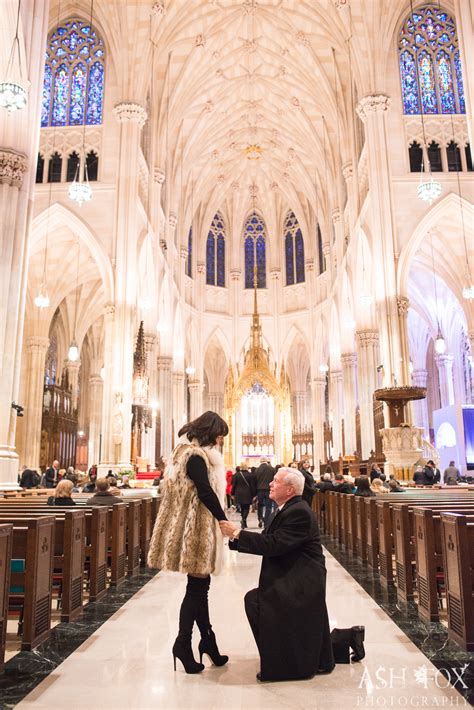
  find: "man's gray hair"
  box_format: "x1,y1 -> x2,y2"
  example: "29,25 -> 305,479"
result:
278,467 -> 305,495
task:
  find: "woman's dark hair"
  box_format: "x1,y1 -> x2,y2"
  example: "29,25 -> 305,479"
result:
356,475 -> 371,494
178,410 -> 229,447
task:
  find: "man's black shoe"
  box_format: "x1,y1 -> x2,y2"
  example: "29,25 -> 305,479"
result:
258,520 -> 263,528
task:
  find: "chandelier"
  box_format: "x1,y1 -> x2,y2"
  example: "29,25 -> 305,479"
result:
69,159 -> 92,206
0,1 -> 28,113
34,289 -> 50,309
462,285 -> 474,300
417,172 -> 442,204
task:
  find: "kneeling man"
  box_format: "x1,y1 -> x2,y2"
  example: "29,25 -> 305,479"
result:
220,468 -> 334,682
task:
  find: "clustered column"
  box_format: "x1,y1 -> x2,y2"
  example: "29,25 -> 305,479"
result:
88,374 -> 103,467
329,370 -> 344,458
22,336 -> 50,468
188,380 -> 203,421
341,353 -> 358,456
311,378 -> 326,467
157,356 -> 173,458
436,355 -> 455,407
356,330 -> 379,458
411,369 -> 430,437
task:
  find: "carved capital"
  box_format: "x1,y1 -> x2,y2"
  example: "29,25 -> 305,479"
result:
435,354 -> 454,369
397,296 -> 410,317
270,269 -> 281,281
342,161 -> 353,180
26,335 -> 50,353
104,304 -> 115,319
180,247 -> 188,261
356,330 -> 379,347
313,378 -> 327,391
230,269 -> 241,281
157,356 -> 172,371
0,148 -> 28,188
356,94 -> 391,121
330,369 -> 343,384
305,258 -> 315,272
197,261 -> 205,275
334,0 -> 349,8
89,374 -> 103,387
331,208 -> 341,224
113,102 -> 148,128
66,360 -> 81,373
341,352 -> 357,368
154,167 -> 165,184
231,180 -> 239,191
168,212 -> 178,229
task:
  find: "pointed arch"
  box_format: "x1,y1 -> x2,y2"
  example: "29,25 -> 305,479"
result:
284,210 -> 305,285
243,211 -> 267,289
206,211 -> 226,287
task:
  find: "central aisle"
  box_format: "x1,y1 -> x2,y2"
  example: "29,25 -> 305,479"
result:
18,521 -> 466,709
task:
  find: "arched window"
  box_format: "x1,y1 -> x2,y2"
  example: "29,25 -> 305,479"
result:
409,141 -> 423,172
317,223 -> 325,275
244,212 -> 266,289
85,150 -> 99,180
66,151 -> 80,181
186,227 -> 192,278
48,152 -> 62,182
427,141 -> 442,171
446,140 -> 461,171
41,19 -> 106,127
284,211 -> 305,285
36,154 -> 45,183
398,5 -> 465,115
206,213 -> 225,287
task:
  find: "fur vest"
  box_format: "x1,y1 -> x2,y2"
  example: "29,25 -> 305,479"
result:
147,438 -> 226,576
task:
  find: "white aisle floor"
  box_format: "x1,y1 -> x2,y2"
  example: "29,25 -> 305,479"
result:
18,515 -> 468,710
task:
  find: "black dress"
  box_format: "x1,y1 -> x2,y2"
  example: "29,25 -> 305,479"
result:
186,455 -> 226,521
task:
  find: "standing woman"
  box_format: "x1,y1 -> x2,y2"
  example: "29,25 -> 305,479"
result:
231,463 -> 256,529
148,411 -> 229,674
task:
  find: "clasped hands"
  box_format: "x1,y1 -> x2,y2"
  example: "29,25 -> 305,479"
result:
219,520 -> 239,537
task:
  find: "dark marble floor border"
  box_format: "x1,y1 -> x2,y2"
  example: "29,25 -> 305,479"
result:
322,535 -> 474,706
0,569 -> 158,709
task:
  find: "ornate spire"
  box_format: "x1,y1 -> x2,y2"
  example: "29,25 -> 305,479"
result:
133,321 -> 148,404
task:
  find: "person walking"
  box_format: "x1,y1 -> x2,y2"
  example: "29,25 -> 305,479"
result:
255,457 -> 275,528
231,463 -> 257,529
148,411 -> 229,675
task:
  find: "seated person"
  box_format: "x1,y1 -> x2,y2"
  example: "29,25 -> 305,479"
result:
47,479 -> 76,506
354,475 -> 375,497
370,478 -> 387,495
87,477 -> 123,506
333,473 -> 353,494
108,478 -> 121,496
388,478 -> 404,492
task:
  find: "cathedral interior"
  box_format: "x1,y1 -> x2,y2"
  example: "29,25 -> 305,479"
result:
0,0 -> 474,707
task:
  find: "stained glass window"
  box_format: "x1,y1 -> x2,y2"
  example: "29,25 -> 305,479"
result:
398,5 -> 465,114
244,212 -> 266,289
206,212 -> 226,287
41,19 -> 106,127
186,227 -> 192,278
284,211 -> 305,285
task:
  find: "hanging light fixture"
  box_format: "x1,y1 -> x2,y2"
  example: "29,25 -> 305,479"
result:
68,240 -> 81,362
0,0 -> 28,112
185,365 -> 196,376
69,0 -> 94,206
434,327 -> 446,355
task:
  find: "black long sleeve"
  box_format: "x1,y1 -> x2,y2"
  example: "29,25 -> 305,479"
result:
186,455 -> 227,521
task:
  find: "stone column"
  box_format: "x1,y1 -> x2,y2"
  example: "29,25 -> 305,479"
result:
172,372 -> 186,437
0,2 -> 50,485
356,330 -> 379,458
357,95 -> 403,387
292,391 -> 306,432
66,360 -> 81,412
411,369 -> 429,438
342,161 -> 357,232
329,370 -> 344,458
22,336 -> 50,468
109,102 -> 148,468
143,334 -> 159,466
341,352 -> 358,456
87,374 -> 103,468
188,380 -> 203,421
207,392 -> 224,416
331,208 -> 343,272
98,305 -> 115,472
157,356 -> 173,458
311,378 -> 326,467
454,0 -> 473,147
397,296 -> 411,386
436,354 -> 455,407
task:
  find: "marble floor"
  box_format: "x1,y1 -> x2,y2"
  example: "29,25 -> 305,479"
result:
15,514 -> 471,710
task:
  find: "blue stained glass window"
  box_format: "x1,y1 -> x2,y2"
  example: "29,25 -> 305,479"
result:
41,65 -> 52,127
206,234 -> 215,285
244,212 -> 267,289
41,19 -> 105,127
295,228 -> 305,283
454,51 -> 465,114
285,232 -> 294,285
52,64 -> 69,125
206,212 -> 226,287
284,211 -> 305,285
398,5 -> 465,114
217,234 -> 225,287
69,63 -> 86,124
186,227 -> 192,278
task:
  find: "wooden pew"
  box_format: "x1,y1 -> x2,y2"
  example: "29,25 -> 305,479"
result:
0,524 -> 12,671
127,500 -> 141,577
440,512 -> 474,651
140,498 -> 152,566
354,496 -> 368,562
10,517 -> 55,650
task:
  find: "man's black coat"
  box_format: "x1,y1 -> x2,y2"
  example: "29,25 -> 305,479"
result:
230,495 -> 334,681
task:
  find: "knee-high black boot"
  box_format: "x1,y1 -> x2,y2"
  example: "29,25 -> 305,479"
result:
173,576 -> 205,674
191,576 -> 229,667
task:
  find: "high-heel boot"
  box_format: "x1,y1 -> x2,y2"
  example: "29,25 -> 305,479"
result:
350,626 -> 365,661
193,576 -> 229,667
330,628 -> 351,664
199,627 -> 229,666
172,577 -> 204,674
